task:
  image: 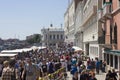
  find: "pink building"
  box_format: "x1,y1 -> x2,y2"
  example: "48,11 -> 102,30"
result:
99,0 -> 120,49
98,0 -> 120,71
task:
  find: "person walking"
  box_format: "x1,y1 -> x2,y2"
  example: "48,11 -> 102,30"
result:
22,58 -> 39,80
95,58 -> 100,74
89,72 -> 97,80
105,70 -> 113,80
111,69 -> 118,80
72,71 -> 78,80
1,59 -> 20,80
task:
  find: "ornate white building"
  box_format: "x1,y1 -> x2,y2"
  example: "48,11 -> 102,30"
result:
65,0 -> 105,59
74,0 -> 84,49
41,27 -> 64,47
64,0 -> 75,44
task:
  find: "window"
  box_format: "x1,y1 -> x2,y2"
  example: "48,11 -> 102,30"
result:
61,35 -> 63,39
110,25 -> 112,44
50,35 -> 52,40
57,35 -> 59,39
109,0 -> 112,3
114,23 -> 117,44
53,35 -> 55,39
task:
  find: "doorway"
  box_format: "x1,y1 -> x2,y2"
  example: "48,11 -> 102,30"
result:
85,43 -> 89,55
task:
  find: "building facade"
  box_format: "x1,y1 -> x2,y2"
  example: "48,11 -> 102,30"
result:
80,0 -> 101,59
69,0 -> 104,59
98,0 -> 120,71
64,0 -> 120,61
41,27 -> 64,48
64,0 -> 75,44
74,0 -> 84,49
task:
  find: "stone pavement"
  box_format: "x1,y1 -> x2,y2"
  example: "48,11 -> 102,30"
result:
66,61 -> 107,80
66,71 -> 106,80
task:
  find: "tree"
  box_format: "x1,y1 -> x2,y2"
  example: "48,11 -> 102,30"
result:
26,34 -> 42,44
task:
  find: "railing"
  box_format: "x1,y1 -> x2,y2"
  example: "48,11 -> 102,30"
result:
103,2 -> 112,16
39,67 -> 66,80
82,0 -> 97,26
98,8 -> 103,20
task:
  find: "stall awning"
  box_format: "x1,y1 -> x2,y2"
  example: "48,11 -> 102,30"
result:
1,48 -> 32,53
104,50 -> 120,56
0,54 -> 17,57
38,46 -> 46,50
72,46 -> 83,52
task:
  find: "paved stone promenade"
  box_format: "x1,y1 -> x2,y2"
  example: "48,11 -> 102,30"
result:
66,71 -> 106,80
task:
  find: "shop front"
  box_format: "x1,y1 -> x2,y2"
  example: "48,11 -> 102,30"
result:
104,50 -> 120,71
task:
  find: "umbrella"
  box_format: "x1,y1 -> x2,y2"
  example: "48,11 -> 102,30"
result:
72,46 -> 83,52
31,46 -> 38,50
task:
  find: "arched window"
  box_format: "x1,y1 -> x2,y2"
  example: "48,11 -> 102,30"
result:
114,23 -> 117,44
110,25 -> 112,44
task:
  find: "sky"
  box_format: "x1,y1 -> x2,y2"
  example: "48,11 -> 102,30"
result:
0,0 -> 68,40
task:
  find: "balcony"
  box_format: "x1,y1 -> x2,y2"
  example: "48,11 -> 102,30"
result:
102,2 -> 112,18
82,0 -> 97,25
98,8 -> 104,22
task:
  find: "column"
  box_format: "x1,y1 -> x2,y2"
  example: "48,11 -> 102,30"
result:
113,55 -> 115,68
109,54 -> 111,70
105,19 -> 111,44
118,56 -> 120,80
118,56 -> 120,71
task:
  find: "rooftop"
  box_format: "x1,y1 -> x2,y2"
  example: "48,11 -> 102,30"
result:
41,27 -> 64,32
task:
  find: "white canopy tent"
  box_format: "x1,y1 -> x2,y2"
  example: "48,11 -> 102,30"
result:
72,46 -> 83,52
1,48 -> 32,54
1,46 -> 46,54
30,46 -> 38,50
38,46 -> 46,50
0,53 -> 17,57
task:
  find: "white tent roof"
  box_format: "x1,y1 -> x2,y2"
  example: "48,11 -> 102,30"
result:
1,46 -> 46,54
1,49 -> 22,53
1,48 -> 32,53
38,46 -> 46,49
0,53 -> 17,57
72,46 -> 82,51
30,46 -> 38,50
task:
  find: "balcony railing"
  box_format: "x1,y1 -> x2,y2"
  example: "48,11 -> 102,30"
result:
98,8 -> 103,21
82,0 -> 97,25
102,2 -> 112,18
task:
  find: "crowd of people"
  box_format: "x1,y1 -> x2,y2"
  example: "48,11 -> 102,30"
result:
0,46 -> 119,80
